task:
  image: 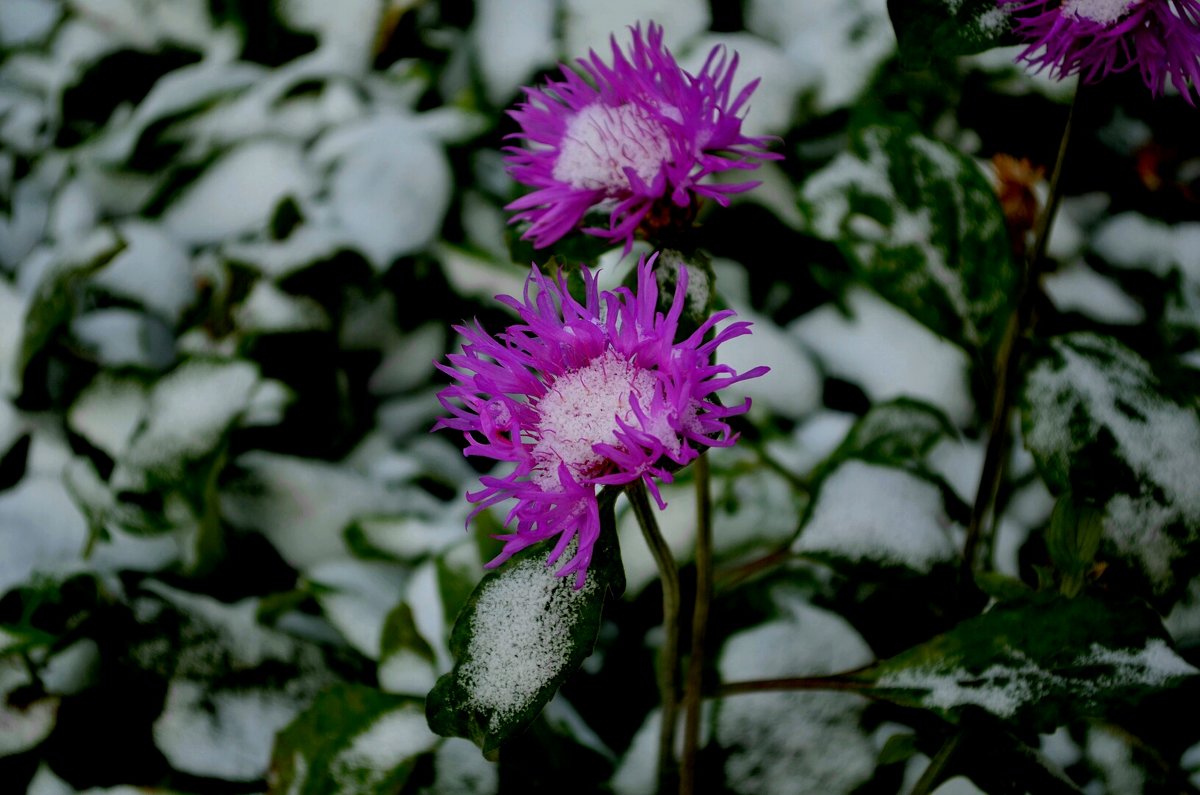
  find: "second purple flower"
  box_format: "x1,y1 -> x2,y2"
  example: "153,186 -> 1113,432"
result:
504,22 -> 779,251
434,255 -> 767,587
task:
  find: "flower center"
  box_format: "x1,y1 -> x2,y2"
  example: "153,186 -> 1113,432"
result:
552,102 -> 675,194
1060,0 -> 1142,25
530,349 -> 674,488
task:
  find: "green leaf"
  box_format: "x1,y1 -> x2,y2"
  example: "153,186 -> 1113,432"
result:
17,228 -> 126,379
377,603 -> 437,697
887,0 -> 1018,67
426,518 -> 624,753
800,122 -> 1018,359
1021,333 -> 1200,597
851,593 -> 1197,731
816,397 -> 954,481
1044,494 -> 1104,597
270,684 -> 436,795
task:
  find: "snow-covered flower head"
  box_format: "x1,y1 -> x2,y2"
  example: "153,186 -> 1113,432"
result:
1001,0 -> 1200,102
434,254 -> 767,586
504,22 -> 780,251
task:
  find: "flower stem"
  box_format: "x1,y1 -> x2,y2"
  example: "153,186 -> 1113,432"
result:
628,480 -> 681,792
679,455 -> 713,795
909,733 -> 963,795
961,81 -> 1080,582
716,674 -> 871,696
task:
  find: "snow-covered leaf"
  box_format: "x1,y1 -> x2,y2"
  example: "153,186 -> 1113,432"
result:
426,527 -> 624,753
794,460 -> 956,572
855,593 -> 1197,729
887,0 -> 1016,67
1021,333 -> 1200,596
800,122 -> 1018,358
271,684 -> 437,795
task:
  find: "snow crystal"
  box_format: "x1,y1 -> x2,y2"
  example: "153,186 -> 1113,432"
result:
790,288 -> 974,426
794,460 -> 956,572
331,703 -> 437,790
1075,638 -> 1198,686
1086,727 -> 1144,794
1061,0 -> 1139,24
153,679 -> 299,781
878,660 -> 1040,718
457,548 -> 600,729
93,221 -> 195,323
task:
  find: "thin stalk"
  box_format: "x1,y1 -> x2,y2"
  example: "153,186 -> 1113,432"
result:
628,480 -> 681,792
909,733 -> 962,795
679,455 -> 713,795
962,81 -> 1081,580
716,675 -> 871,696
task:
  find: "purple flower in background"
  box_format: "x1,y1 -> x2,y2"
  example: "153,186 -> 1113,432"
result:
1001,0 -> 1200,102
434,254 -> 767,586
503,22 -> 779,251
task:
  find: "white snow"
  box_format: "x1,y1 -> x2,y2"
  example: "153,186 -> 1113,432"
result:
221,452 -> 406,570
424,737 -> 499,795
790,288 -> 975,426
1024,335 -> 1200,589
126,358 -> 260,472
234,280 -> 330,334
307,559 -> 407,660
926,437 -> 985,504
472,0 -> 557,105
0,476 -> 89,596
331,703 -> 438,790
750,0 -> 894,112
1092,213 -> 1200,281
92,221 -> 195,323
0,0 -> 61,47
793,460 -> 956,572
368,322 -> 445,396
1086,726 -> 1144,794
69,374 -> 147,461
719,306 -> 822,420
1043,260 -> 1145,324
378,648 -> 437,697
153,679 -> 300,781
765,410 -> 857,477
679,33 -> 801,137
0,660 -> 57,756
163,140 -> 313,245
716,595 -> 875,795
456,545 -> 600,730
313,114 -> 453,270
70,309 -> 166,368
561,0 -> 710,58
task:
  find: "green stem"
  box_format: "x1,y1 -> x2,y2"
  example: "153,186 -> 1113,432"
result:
716,674 -> 871,697
679,455 -> 712,795
909,733 -> 962,795
962,80 -> 1080,581
628,480 -> 681,793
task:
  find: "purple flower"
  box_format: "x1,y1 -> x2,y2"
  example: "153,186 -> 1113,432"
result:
434,254 -> 767,586
503,22 -> 780,251
1001,0 -> 1200,102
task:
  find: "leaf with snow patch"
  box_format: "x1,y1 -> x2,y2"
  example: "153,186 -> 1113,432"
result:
850,593 -> 1197,731
813,398 -> 954,483
17,227 -> 125,381
378,604 -> 437,697
426,517 -> 624,754
0,658 -> 58,758
1021,333 -> 1200,597
793,460 -> 957,574
270,684 -> 437,795
887,0 -> 1018,67
800,122 -> 1018,358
